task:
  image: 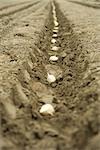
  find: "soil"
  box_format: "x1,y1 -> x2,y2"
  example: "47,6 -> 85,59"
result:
0,0 -> 100,150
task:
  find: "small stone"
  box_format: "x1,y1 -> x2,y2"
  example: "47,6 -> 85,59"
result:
49,56 -> 58,61
51,39 -> 56,44
39,104 -> 55,116
51,46 -> 59,51
47,73 -> 56,83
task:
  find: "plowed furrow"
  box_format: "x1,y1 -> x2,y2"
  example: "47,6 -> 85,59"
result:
0,1 -> 40,19
0,1 -> 99,150
0,0 -> 42,40
0,1 -> 33,11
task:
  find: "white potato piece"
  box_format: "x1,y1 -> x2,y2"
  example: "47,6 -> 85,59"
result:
52,34 -> 58,38
40,104 -> 55,115
49,56 -> 58,61
54,26 -> 59,30
54,21 -> 59,27
51,38 -> 56,44
52,10 -> 56,16
51,46 -> 59,51
53,29 -> 58,33
47,73 -> 56,83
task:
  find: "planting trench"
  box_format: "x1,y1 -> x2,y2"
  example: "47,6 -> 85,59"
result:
0,1 -> 100,150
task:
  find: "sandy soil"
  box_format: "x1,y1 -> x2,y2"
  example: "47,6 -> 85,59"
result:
0,0 -> 100,150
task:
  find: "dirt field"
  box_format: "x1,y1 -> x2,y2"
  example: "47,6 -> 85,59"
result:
0,0 -> 100,150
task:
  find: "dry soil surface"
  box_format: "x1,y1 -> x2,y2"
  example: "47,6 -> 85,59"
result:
0,0 -> 100,150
